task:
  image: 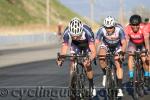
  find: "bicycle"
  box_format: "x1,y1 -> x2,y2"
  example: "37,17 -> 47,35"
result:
57,51 -> 92,100
97,49 -> 123,100
127,49 -> 148,100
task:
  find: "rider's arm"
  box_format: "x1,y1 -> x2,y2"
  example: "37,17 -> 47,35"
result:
60,31 -> 69,55
144,33 -> 150,52
121,39 -> 127,53
120,28 -> 127,53
60,43 -> 68,55
85,28 -> 96,60
124,26 -> 131,51
95,28 -> 103,53
143,26 -> 150,52
89,42 -> 96,60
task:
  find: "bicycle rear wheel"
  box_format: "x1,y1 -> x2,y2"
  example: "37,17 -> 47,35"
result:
137,65 -> 144,97
70,67 -> 88,100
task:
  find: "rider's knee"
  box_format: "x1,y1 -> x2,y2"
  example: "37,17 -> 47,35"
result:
128,55 -> 134,61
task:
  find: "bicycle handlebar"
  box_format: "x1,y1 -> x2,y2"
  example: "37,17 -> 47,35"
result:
97,54 -> 119,57
126,49 -> 148,56
57,53 -> 89,59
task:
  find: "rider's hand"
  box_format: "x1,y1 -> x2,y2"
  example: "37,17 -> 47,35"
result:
56,57 -> 64,67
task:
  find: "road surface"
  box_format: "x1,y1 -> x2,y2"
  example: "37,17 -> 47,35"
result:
0,46 -> 149,100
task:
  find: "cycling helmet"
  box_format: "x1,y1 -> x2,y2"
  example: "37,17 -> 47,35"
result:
129,14 -> 142,25
69,17 -> 83,36
103,16 -> 115,28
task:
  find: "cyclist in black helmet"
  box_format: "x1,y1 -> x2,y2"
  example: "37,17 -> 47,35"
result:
125,14 -> 150,86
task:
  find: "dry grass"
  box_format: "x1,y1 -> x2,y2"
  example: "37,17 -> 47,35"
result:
0,22 -> 100,36
0,24 -> 58,35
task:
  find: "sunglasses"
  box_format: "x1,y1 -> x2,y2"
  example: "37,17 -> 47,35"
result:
130,24 -> 140,26
104,26 -> 114,29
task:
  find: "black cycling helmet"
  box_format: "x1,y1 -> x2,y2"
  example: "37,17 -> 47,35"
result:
129,14 -> 142,25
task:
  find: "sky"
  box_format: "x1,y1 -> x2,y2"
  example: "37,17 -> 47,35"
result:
58,0 -> 150,22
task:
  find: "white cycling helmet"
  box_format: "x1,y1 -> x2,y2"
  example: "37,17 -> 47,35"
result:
69,17 -> 83,36
103,16 -> 115,28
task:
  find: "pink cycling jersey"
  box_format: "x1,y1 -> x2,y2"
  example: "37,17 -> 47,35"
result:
125,24 -> 145,44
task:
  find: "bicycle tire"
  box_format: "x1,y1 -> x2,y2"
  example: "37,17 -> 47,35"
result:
112,66 -> 118,100
137,63 -> 144,97
70,72 -> 77,100
71,65 -> 88,100
133,64 -> 140,100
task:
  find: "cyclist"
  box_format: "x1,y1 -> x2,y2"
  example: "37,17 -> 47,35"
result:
95,16 -> 126,97
56,17 -> 96,96
125,14 -> 150,86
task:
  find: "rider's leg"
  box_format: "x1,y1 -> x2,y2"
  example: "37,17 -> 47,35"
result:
144,32 -> 150,77
85,65 -> 94,88
115,58 -> 123,87
98,45 -> 107,86
141,54 -> 149,86
128,55 -> 134,81
128,42 -> 135,81
84,63 -> 96,96
141,55 -> 149,76
115,55 -> 124,97
141,45 -> 149,86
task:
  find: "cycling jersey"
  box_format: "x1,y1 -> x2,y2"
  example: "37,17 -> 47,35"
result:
116,23 -> 124,29
96,26 -> 126,47
125,24 -> 145,44
83,24 -> 95,38
62,24 -> 94,53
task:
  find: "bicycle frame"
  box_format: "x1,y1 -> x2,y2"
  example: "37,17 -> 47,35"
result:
130,50 -> 146,99
71,54 -> 87,99
98,51 -> 119,100
133,51 -> 144,84
57,52 -> 90,99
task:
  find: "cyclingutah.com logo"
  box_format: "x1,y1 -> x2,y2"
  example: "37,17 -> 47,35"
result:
0,86 -> 93,99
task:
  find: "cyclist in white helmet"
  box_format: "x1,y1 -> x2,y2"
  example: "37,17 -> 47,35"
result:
95,16 -> 127,97
56,17 -> 96,96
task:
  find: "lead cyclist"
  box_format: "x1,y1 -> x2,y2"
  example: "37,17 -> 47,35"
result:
56,17 -> 96,96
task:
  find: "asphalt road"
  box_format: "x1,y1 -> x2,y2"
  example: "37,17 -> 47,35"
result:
0,44 -> 59,55
0,59 -> 149,100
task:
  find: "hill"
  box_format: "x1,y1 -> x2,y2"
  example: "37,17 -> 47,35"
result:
0,0 -> 79,26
